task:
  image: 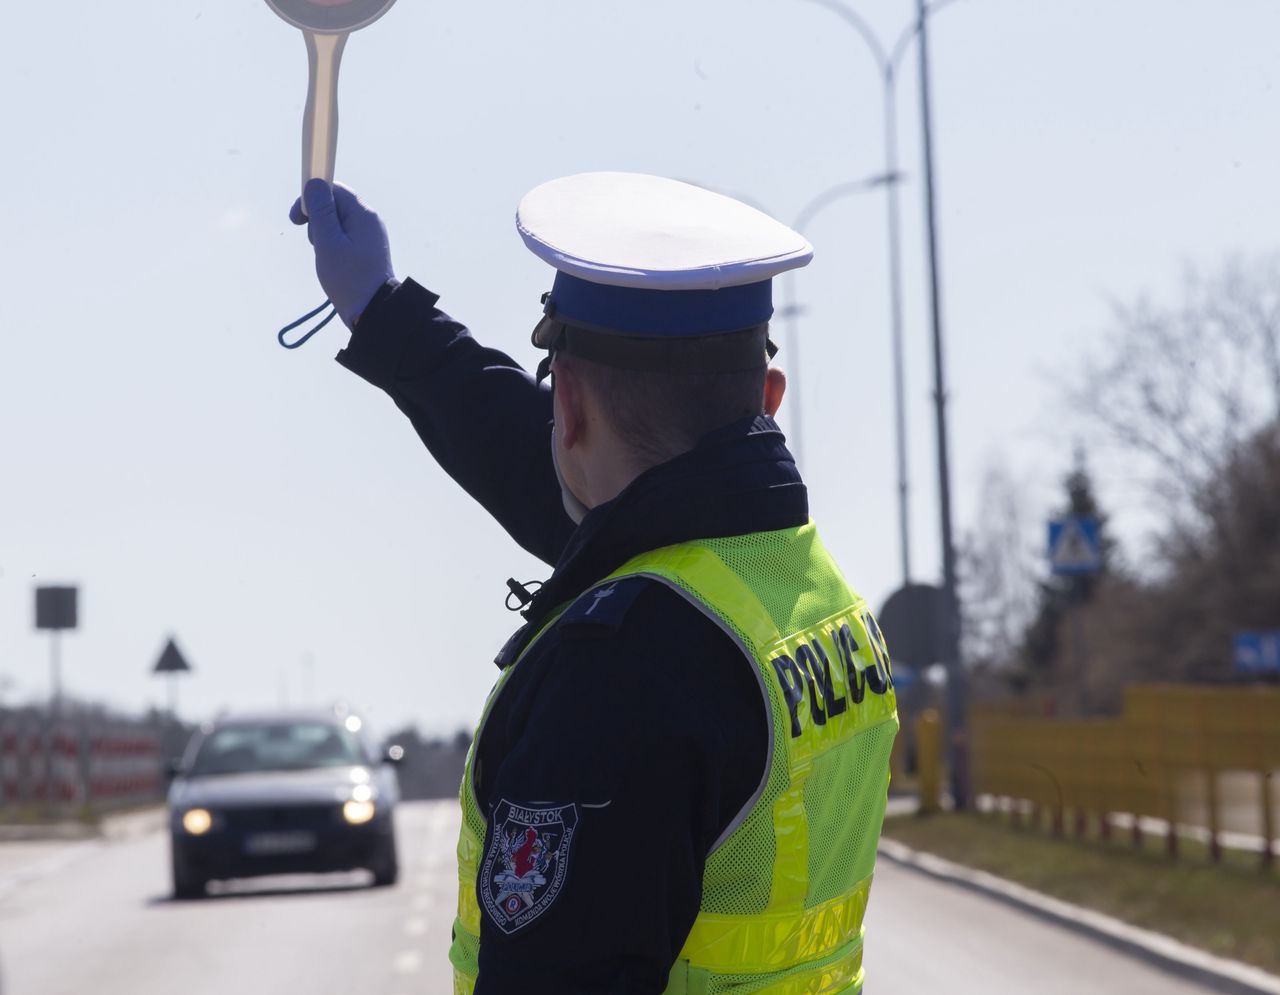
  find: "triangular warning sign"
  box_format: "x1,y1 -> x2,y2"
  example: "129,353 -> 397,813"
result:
153,637 -> 193,674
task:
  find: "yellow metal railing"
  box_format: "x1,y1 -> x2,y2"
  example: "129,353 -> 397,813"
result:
967,685 -> 1280,866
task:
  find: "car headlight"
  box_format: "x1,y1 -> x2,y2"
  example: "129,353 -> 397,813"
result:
182,808 -> 214,835
343,799 -> 376,825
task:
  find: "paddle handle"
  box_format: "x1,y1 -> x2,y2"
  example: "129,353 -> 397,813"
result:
300,31 -> 348,209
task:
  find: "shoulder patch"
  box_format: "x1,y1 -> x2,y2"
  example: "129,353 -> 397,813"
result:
480,799 -> 579,934
557,576 -> 650,632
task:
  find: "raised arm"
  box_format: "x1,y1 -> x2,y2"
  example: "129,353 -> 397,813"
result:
291,180 -> 575,565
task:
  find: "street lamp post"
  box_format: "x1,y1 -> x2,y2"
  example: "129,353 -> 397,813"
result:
778,174 -> 901,469
800,0 -> 969,808
689,179 -> 892,470
799,0 -> 959,585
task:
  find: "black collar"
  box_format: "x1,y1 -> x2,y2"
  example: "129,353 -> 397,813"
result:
512,415 -> 806,643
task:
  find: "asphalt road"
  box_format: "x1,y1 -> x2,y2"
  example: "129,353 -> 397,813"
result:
0,802 -> 458,995
0,801 -> 1229,995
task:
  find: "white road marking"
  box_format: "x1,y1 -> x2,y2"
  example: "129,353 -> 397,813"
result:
404,916 -> 429,936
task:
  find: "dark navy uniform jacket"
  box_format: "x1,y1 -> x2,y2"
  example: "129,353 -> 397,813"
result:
339,278 -> 809,994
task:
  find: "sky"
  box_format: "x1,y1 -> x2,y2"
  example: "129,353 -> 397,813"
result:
1,0 -> 1277,736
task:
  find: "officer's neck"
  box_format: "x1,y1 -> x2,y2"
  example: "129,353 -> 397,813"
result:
570,429 -> 689,512
553,356 -> 692,511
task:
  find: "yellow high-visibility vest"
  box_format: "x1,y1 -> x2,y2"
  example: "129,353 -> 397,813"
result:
451,523 -> 899,994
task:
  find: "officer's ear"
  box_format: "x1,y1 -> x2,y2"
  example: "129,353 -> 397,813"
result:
552,355 -> 587,449
763,367 -> 787,418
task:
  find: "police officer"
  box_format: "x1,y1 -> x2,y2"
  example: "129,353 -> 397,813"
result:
291,171 -> 899,994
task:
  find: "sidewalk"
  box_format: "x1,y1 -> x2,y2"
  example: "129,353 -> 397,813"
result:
879,799 -> 1280,995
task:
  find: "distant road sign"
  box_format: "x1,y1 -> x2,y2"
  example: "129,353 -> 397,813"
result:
153,638 -> 193,674
1047,517 -> 1103,576
35,586 -> 78,630
890,665 -> 919,692
879,583 -> 947,671
1233,632 -> 1280,674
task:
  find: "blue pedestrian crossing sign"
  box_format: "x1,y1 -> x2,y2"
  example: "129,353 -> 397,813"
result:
1234,632 -> 1280,674
1047,517 -> 1103,576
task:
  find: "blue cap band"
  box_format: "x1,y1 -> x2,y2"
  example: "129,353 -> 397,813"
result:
548,271 -> 773,337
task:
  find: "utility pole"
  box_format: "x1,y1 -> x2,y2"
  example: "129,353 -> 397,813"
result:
915,0 -> 968,809
799,0 -> 964,584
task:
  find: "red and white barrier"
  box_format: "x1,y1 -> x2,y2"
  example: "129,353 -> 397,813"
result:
49,725 -> 83,807
87,729 -> 162,807
0,711 -> 164,814
1,719 -> 27,805
0,716 -> 45,807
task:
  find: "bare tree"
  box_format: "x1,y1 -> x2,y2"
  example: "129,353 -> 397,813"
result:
1156,423 -> 1280,679
1061,254 -> 1280,687
958,458 -> 1039,673
1070,253 -> 1280,516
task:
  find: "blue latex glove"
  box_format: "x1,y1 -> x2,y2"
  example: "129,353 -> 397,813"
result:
290,179 -> 395,328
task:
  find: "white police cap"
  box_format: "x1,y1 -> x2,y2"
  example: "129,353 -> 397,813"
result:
519,172 -> 813,293
519,174 -> 812,372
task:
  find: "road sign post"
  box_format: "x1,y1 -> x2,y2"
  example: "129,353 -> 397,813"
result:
35,586 -> 78,714
1047,519 -> 1102,714
152,637 -> 194,719
35,585 -> 78,817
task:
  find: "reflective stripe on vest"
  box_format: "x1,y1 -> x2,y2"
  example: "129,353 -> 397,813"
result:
450,524 -> 899,995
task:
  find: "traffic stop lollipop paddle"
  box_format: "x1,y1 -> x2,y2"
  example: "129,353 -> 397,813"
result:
267,0 -> 399,348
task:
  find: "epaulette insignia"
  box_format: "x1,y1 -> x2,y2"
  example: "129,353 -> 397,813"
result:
557,576 -> 650,633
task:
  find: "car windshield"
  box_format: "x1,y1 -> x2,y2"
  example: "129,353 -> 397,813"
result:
189,722 -> 369,776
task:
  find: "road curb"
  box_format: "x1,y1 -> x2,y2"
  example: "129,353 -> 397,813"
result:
0,823 -> 96,843
877,837 -> 1280,995
0,806 -> 165,844
99,806 -> 166,842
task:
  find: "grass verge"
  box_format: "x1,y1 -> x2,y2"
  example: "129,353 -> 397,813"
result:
881,812 -> 1280,976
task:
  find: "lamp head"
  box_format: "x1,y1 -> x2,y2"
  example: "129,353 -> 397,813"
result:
264,0 -> 398,34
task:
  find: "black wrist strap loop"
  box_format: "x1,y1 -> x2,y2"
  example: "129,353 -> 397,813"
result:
277,299 -> 338,350
505,578 -> 544,612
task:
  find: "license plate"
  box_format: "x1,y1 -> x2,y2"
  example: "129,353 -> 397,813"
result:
243,831 -> 317,856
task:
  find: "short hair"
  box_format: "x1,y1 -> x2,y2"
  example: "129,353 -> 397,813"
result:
565,352 -> 767,466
